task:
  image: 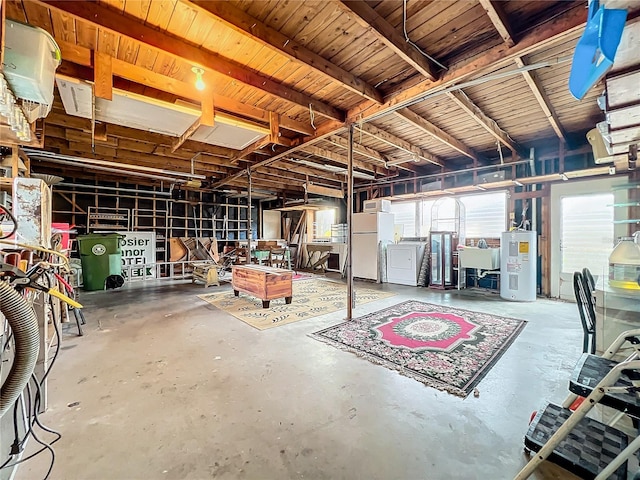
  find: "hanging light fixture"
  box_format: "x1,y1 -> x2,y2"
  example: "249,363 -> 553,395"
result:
191,67 -> 205,91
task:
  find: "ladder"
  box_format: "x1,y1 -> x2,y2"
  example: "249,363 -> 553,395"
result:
515,329 -> 640,479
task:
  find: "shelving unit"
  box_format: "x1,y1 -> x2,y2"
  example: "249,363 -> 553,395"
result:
87,206 -> 131,231
52,180 -> 259,263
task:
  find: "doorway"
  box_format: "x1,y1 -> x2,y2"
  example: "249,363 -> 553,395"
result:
550,177 -> 628,299
558,193 -> 614,299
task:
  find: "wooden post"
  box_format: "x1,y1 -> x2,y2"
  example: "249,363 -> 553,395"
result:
541,191 -> 551,296
347,124 -> 354,320
11,146 -> 19,178
246,168 -> 252,264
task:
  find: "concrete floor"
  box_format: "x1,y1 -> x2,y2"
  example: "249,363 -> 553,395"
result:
18,277 -> 587,480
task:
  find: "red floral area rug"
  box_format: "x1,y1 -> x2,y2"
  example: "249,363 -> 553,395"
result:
310,300 -> 527,398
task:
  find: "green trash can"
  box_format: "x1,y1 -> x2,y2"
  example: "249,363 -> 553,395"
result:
77,233 -> 124,291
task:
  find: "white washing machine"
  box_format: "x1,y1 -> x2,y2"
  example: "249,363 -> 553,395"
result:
386,242 -> 427,286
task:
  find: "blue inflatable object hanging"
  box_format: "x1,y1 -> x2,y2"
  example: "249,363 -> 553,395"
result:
568,0 -> 627,100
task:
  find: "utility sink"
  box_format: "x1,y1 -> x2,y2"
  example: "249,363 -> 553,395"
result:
458,247 -> 500,270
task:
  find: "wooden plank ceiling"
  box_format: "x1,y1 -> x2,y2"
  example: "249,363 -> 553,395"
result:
4,0 -> 634,195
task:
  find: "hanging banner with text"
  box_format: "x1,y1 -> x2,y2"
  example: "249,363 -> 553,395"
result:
121,231 -> 156,279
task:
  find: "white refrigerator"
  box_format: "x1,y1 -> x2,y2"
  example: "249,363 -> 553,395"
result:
352,212 -> 395,281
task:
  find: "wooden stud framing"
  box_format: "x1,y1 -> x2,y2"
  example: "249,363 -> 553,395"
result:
40,0 -> 345,121
338,0 -> 439,80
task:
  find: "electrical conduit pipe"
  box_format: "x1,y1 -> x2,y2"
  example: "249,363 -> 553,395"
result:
0,281 -> 40,418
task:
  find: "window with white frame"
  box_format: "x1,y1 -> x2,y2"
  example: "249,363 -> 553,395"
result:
313,209 -> 336,241
460,191 -> 507,238
389,201 -> 417,237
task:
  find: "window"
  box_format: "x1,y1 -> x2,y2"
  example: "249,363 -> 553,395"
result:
460,192 -> 507,238
389,201 -> 417,237
313,209 -> 336,241
561,193 -> 614,275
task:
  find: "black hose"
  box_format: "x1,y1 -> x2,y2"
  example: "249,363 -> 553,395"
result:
0,281 -> 40,418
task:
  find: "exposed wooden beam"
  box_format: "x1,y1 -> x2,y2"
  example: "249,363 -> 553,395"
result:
354,123 -> 444,167
201,94 -> 215,127
40,0 -> 345,121
93,51 -> 112,100
478,0 -> 516,47
446,90 -> 525,159
269,112 -> 280,145
171,117 -> 202,153
395,108 -> 482,162
187,0 -> 384,104
338,0 -> 440,81
54,46 -> 314,134
325,135 -> 387,164
515,57 -> 568,143
299,145 -> 386,175
45,109 -> 238,160
42,134 -> 334,187
346,4 -> 590,124
229,136 -> 271,165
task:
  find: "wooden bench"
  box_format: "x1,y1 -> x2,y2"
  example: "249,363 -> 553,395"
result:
231,265 -> 293,308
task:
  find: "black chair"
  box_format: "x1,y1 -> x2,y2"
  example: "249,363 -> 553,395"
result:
582,267 -> 595,294
573,271 -> 596,354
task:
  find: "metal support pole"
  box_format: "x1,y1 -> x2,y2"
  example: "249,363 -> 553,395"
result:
347,124 -> 354,320
246,168 -> 252,264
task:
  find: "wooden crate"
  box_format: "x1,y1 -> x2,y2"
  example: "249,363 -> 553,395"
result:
232,265 -> 293,308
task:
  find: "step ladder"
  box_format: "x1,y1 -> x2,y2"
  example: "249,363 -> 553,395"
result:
514,329 -> 640,480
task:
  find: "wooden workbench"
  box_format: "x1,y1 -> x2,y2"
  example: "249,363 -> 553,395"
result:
232,264 -> 292,308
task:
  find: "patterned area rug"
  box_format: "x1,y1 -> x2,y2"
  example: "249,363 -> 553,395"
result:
198,279 -> 395,330
310,300 -> 527,397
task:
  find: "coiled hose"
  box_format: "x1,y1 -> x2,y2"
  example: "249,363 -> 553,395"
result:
0,281 -> 40,418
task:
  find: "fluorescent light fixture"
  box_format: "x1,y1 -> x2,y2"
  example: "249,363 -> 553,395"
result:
23,148 -> 206,179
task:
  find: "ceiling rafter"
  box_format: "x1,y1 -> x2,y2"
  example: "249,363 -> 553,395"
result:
186,0 -> 384,104
299,145 -> 386,175
228,136 -> 271,165
212,121 -> 345,189
478,0 -> 516,47
171,117 -> 202,153
54,41 -> 314,135
42,128 -> 341,188
514,57 -> 568,143
445,90 -> 525,159
38,0 -> 345,121
395,108 -> 483,162
346,4 -> 589,124
354,123 -> 444,168
337,0 -> 439,81
325,135 -> 388,164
